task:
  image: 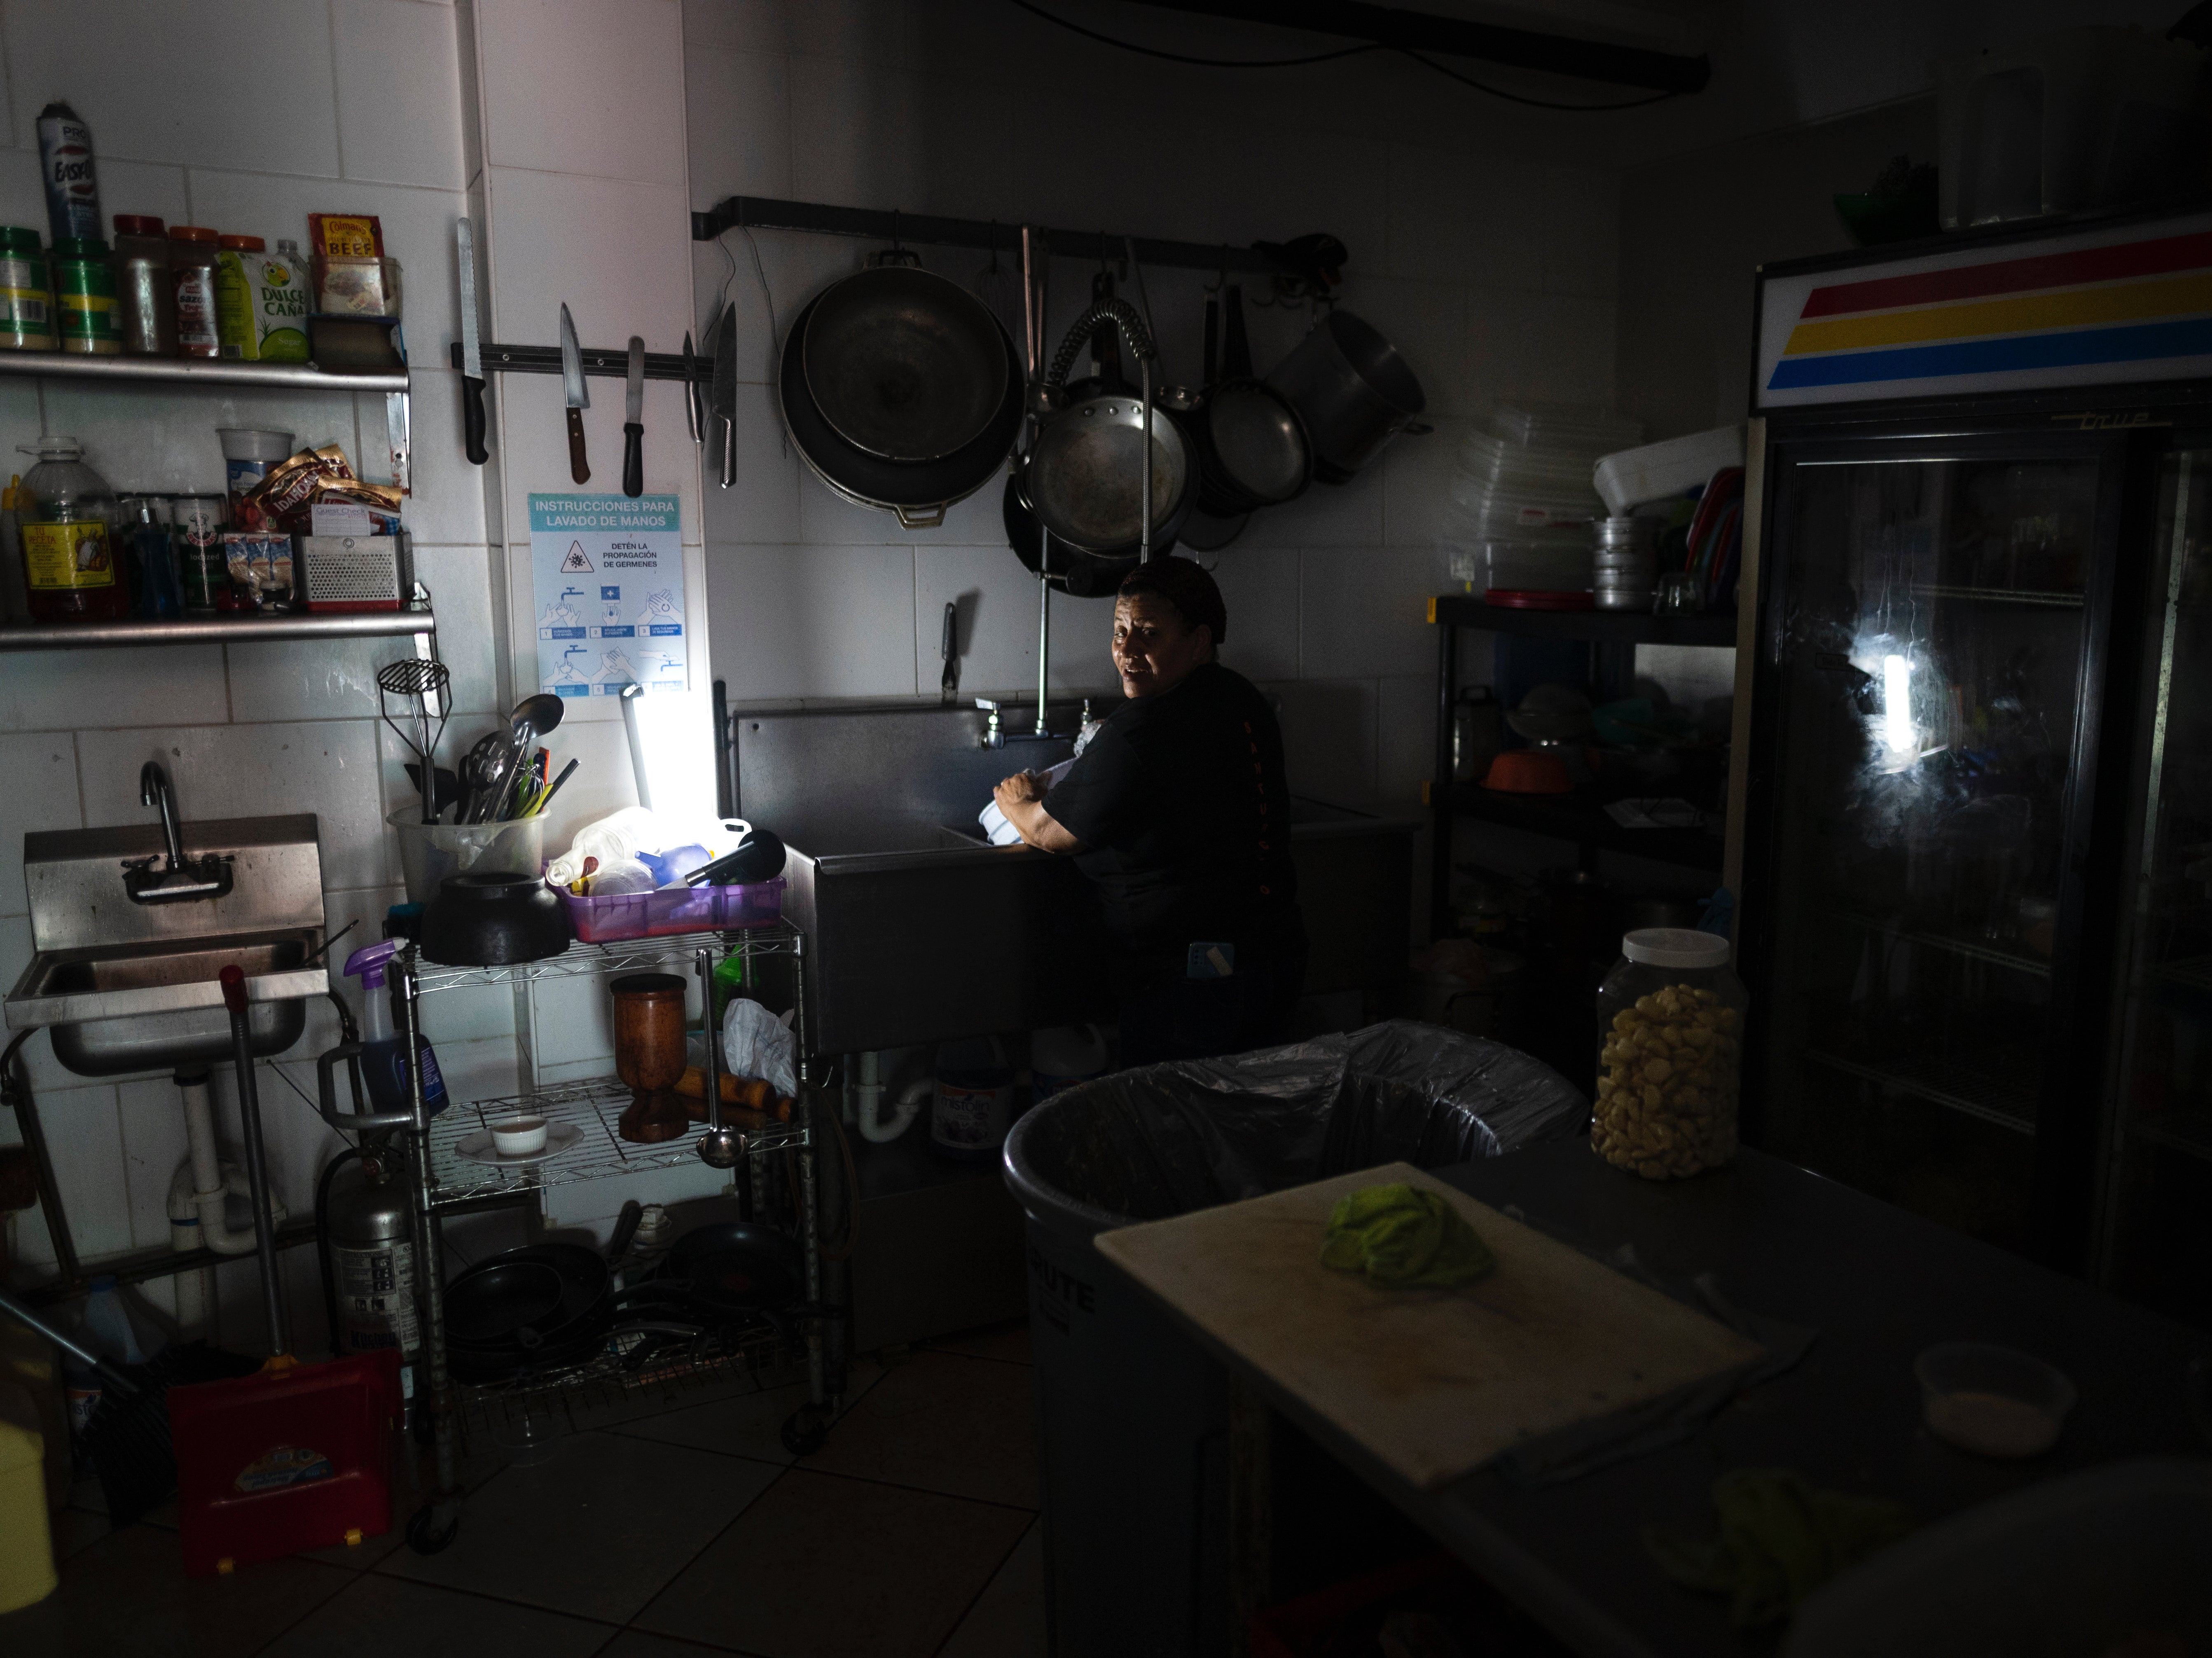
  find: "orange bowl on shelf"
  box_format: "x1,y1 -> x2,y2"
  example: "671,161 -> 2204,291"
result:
1481,750 -> 1574,794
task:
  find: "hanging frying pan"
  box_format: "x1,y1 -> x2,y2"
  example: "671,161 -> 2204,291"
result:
779,293 -> 1024,530
1193,284 -> 1309,515
803,253 -> 1011,463
1018,296 -> 1192,556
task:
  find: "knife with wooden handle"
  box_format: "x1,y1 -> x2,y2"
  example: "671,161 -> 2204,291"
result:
559,302 -> 589,485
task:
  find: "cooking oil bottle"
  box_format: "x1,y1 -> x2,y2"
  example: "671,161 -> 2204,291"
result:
16,435 -> 122,623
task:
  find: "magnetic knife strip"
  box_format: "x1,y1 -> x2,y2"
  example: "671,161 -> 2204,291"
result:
447,342 -> 708,382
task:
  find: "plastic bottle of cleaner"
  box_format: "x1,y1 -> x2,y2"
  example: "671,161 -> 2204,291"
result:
344,940 -> 449,1119
64,1277 -> 162,1442
930,1035 -> 1017,1161
1031,1024 -> 1109,1103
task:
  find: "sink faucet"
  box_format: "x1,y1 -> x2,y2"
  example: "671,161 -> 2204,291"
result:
124,761 -> 234,904
143,761 -> 187,869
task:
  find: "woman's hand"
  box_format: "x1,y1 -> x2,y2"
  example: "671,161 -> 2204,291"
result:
993,771 -> 1080,854
994,771 -> 1048,811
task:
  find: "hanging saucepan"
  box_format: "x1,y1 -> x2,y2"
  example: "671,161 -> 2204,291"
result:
1193,283 -> 1309,515
802,252 -> 1010,463
778,293 -> 1024,530
1018,295 -> 1192,555
1264,308 -> 1428,485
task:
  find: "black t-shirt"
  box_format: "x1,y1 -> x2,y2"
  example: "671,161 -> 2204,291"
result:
1042,661 -> 1302,967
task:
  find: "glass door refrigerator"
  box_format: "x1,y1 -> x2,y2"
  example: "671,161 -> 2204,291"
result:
1738,204 -> 2212,1329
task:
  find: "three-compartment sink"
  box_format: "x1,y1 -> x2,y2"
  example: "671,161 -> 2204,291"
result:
5,814 -> 328,1078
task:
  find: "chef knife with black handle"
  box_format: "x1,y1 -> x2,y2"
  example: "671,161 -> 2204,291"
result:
559,302 -> 590,485
457,218 -> 488,464
622,335 -> 645,498
940,601 -> 959,703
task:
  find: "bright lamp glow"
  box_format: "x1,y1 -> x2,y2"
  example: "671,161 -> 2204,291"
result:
1881,654 -> 1916,756
619,683 -> 717,829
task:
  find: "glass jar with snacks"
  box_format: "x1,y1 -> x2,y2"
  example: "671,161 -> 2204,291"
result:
0,227 -> 54,351
167,225 -> 220,358
111,214 -> 175,356
1593,928 -> 1746,1180
51,237 -> 120,354
16,434 -> 123,623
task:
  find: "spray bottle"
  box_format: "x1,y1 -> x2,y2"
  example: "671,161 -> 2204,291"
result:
343,940 -> 449,1119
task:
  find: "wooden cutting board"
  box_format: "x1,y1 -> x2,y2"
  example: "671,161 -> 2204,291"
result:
1094,1162 -> 1765,1492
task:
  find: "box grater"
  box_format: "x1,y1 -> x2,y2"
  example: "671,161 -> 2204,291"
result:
297,533 -> 403,612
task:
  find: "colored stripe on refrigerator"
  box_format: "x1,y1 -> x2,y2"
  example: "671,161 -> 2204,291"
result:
1756,212 -> 2212,406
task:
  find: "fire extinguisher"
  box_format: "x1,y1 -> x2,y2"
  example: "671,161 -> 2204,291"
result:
316,1147 -> 420,1407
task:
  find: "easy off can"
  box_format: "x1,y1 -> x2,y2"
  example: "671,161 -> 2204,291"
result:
36,101 -> 100,246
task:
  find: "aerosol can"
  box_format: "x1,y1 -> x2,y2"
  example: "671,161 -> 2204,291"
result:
321,1147 -> 419,1393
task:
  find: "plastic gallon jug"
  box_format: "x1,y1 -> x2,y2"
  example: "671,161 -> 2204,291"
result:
1031,1024 -> 1109,1103
931,1035 -> 1017,1161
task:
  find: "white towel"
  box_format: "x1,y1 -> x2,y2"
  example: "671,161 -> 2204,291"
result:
980,757 -> 1076,847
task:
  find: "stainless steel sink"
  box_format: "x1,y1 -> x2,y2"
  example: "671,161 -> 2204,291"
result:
731,700 -> 1416,1053
6,812 -> 327,1078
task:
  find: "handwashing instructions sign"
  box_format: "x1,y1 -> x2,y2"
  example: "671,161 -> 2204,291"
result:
529,494 -> 686,698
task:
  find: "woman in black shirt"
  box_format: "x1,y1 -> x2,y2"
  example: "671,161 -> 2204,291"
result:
991,558 -> 1306,1063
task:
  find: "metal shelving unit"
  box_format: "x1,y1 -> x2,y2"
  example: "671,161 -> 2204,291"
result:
390,920 -> 831,1550
0,607 -> 436,652
0,346 -> 425,653
1426,595 -> 1737,935
425,1076 -> 808,1207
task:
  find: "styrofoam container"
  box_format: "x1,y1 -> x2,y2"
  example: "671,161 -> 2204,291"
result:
1594,424 -> 1746,516
1783,1459 -> 2212,1658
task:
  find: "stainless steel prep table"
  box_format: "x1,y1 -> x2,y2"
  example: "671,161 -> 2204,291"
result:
1109,1140 -> 2210,1658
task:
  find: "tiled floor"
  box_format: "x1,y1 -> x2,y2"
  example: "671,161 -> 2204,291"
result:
2,1324 -> 1045,1658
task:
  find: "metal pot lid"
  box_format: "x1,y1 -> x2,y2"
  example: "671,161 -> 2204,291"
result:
1027,396 -> 1191,554
1207,384 -> 1308,505
803,266 -> 1010,463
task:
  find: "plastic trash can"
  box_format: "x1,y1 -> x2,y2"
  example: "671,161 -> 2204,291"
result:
1002,1021 -> 1587,1658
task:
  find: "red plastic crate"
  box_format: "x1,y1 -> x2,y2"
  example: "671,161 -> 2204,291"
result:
563,877 -> 785,943
168,1351 -> 402,1577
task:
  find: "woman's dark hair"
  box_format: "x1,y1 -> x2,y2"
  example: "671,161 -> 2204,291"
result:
1117,557 -> 1228,646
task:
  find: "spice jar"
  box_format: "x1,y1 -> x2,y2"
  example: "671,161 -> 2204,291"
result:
168,225 -> 220,358
0,227 -> 54,350
51,237 -> 120,354
110,213 -> 175,356
1592,928 -> 1745,1180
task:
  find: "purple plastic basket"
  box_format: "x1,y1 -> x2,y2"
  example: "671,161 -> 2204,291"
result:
563,878 -> 784,943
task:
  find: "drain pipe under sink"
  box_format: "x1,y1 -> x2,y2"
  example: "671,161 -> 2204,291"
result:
168,1070 -> 283,1260
853,1050 -> 928,1143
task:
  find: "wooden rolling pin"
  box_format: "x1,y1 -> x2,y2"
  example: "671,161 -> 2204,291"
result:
673,1067 -> 792,1122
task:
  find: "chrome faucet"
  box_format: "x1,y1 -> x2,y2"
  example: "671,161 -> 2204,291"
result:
123,761 -> 234,904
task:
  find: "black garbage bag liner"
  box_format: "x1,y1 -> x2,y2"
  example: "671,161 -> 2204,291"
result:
1005,1020 -> 1587,1232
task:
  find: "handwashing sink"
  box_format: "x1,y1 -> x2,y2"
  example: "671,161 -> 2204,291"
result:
5,811 -> 327,1078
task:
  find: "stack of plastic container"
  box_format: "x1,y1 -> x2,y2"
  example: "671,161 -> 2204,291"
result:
1443,404 -> 1644,602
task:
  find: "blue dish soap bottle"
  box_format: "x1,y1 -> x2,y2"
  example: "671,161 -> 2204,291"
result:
344,940 -> 449,1118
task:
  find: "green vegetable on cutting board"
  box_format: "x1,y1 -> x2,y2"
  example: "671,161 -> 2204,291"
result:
1642,1467 -> 1915,1627
1320,1183 -> 1495,1289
